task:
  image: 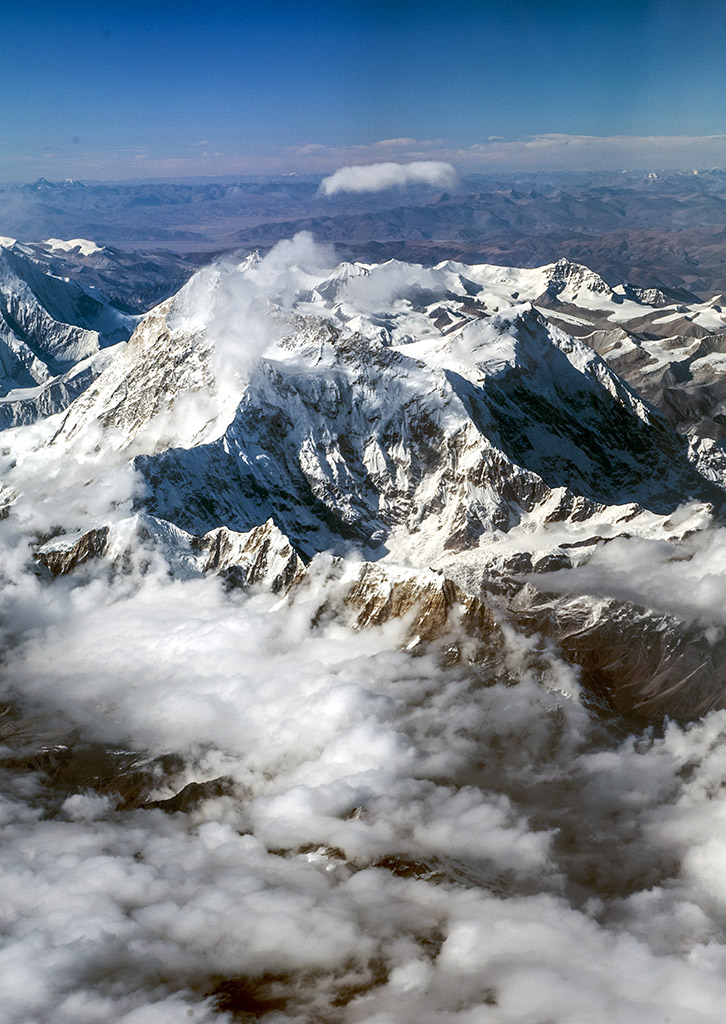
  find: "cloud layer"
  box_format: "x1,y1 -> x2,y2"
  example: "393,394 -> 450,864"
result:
10,133 -> 726,183
5,538 -> 726,1022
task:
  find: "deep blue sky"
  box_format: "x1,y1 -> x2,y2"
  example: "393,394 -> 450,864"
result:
3,1 -> 726,181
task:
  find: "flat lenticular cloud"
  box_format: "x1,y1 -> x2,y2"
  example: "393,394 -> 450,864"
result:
319,160 -> 458,195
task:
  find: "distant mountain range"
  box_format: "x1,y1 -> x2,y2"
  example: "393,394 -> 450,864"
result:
4,170 -> 726,294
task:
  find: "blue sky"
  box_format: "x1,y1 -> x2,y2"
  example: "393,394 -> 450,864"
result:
3,1 -> 726,181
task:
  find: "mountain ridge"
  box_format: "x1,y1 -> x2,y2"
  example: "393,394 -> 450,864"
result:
0,239 -> 718,720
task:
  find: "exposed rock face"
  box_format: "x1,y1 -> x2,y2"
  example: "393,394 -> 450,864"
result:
43,505 -> 726,724
327,561 -> 504,669
586,330 -> 726,439
536,258 -> 614,304
45,506 -> 726,723
10,238 -> 726,442
33,516 -> 305,594
196,519 -> 305,593
123,301 -> 722,560
509,583 -> 726,721
52,299 -> 216,452
343,562 -> 494,640
30,512 -> 498,663
34,526 -> 111,576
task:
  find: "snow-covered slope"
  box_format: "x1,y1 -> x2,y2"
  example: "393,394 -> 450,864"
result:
49,248 -> 725,563
307,255 -> 726,439
17,240 -> 720,721
0,240 -> 136,426
45,237 -> 104,256
0,236 -> 724,725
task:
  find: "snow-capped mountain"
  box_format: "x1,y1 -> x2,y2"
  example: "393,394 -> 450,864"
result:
0,238 -> 201,430
0,239 -> 717,719
0,240 -> 136,427
523,257 -> 726,437
5,235 -> 199,313
50,249 -> 724,536
9,236 -> 726,1024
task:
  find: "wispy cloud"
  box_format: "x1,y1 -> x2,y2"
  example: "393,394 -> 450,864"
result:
372,137 -> 418,148
450,132 -> 726,170
296,134 -> 726,175
8,133 -> 726,184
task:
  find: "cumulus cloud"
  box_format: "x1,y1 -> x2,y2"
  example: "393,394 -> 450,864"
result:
539,517 -> 726,628
319,160 -> 458,195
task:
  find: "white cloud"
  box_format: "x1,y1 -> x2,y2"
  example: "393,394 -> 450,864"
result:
6,540 -> 726,1021
319,160 -> 458,195
11,132 -> 726,183
449,132 -> 726,171
537,516 -> 726,628
168,231 -> 335,385
373,137 -> 418,148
